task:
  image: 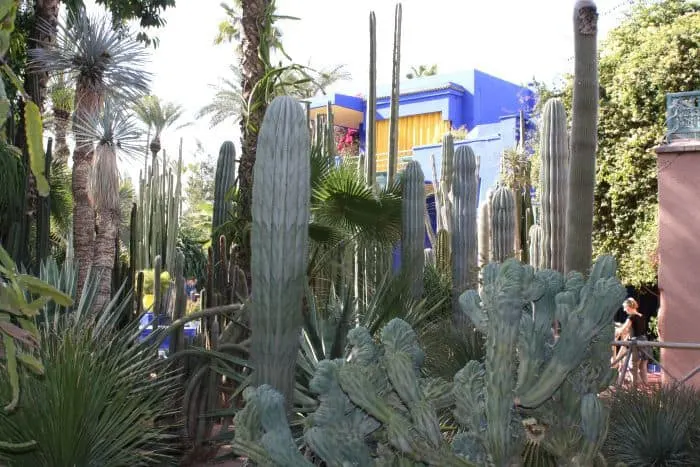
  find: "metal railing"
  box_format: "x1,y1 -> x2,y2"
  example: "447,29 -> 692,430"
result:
611,339 -> 700,388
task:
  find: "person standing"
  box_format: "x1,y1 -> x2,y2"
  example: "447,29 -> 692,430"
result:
617,298 -> 649,386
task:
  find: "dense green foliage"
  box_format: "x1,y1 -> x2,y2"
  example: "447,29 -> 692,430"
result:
531,0 -> 700,286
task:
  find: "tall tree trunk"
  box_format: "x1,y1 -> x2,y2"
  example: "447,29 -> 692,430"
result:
73,84 -> 101,296
53,108 -> 71,165
91,144 -> 120,311
236,0 -> 270,283
16,0 -> 60,266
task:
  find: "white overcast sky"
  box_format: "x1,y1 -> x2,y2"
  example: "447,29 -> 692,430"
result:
81,0 -> 632,181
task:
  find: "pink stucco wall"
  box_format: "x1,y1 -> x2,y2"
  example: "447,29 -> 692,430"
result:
656,140 -> 700,387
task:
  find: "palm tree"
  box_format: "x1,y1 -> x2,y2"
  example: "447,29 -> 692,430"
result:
406,64 -> 438,79
133,95 -> 188,159
75,100 -> 143,311
48,71 -> 75,165
30,11 -> 151,294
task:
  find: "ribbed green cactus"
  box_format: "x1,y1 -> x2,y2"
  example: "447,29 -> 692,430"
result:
250,96 -> 311,408
401,161 -> 425,298
436,228 -> 451,276
540,98 -> 569,273
385,3 -> 402,187
528,224 -> 544,271
434,133 -> 455,232
212,141 -> 237,268
477,201 -> 490,269
450,145 -> 479,297
365,11 -> 377,187
153,255 -> 162,318
489,186 -> 515,262
566,0 -> 599,275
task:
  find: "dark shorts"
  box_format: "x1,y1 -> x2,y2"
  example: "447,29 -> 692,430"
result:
629,336 -> 651,361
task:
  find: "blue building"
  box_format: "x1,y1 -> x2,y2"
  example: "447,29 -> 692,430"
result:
308,68 -> 535,203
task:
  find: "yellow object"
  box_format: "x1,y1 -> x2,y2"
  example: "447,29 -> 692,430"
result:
374,112 -> 450,172
143,294 -> 154,311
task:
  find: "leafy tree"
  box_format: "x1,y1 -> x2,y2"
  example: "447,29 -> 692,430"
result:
530,0 -> 700,286
594,0 -> 700,286
406,64 -> 437,79
181,141 -> 215,244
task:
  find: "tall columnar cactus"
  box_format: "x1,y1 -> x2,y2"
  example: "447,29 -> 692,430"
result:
234,256 -> 624,466
540,98 -> 569,273
528,224 -> 544,271
437,133 -> 455,231
450,145 -> 478,295
490,186 -> 515,262
365,11 -> 377,187
435,228 -> 451,276
566,0 -> 599,274
401,161 -> 426,299
250,96 -> 311,409
212,141 -> 237,268
477,201 -> 490,268
385,3 -> 402,187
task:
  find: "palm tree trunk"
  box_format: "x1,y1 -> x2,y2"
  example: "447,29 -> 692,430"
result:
53,108 -> 71,165
72,84 -> 102,296
236,0 -> 270,282
93,207 -> 119,311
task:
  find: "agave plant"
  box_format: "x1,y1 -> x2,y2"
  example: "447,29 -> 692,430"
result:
0,264 -> 178,466
73,99 -> 144,312
29,10 -> 151,294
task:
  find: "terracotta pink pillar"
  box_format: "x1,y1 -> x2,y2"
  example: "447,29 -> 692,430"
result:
656,140 -> 700,386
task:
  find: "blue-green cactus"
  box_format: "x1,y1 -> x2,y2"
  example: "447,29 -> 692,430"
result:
401,161 -> 426,298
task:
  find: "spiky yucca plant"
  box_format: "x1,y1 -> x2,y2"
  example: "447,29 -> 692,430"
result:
74,99 -> 144,311
29,11 -> 151,295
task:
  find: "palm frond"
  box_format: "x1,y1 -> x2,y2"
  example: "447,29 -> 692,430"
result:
133,94 -> 188,137
49,158 -> 73,235
29,10 -> 151,101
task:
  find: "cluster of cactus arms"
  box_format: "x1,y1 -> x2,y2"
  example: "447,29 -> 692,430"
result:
401,161 -> 426,299
232,257 -> 623,466
250,95 -> 311,408
134,139 -> 183,273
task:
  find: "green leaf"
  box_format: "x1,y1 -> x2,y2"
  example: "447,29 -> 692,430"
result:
17,353 -> 44,375
16,274 -> 73,306
2,333 -> 20,412
24,101 -> 49,196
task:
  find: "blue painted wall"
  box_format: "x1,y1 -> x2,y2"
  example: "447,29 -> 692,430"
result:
409,116 -> 518,204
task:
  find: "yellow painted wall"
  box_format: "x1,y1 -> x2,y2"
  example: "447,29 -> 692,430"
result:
373,112 -> 450,173
375,112 -> 450,156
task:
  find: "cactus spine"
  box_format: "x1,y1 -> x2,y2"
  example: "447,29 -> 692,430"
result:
401,161 -> 425,299
450,145 -> 479,295
250,96 -> 311,409
566,0 -> 599,274
385,3 -> 402,187
212,141 -> 237,267
365,12 -> 377,186
490,187 -> 515,262
540,98 -> 569,273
